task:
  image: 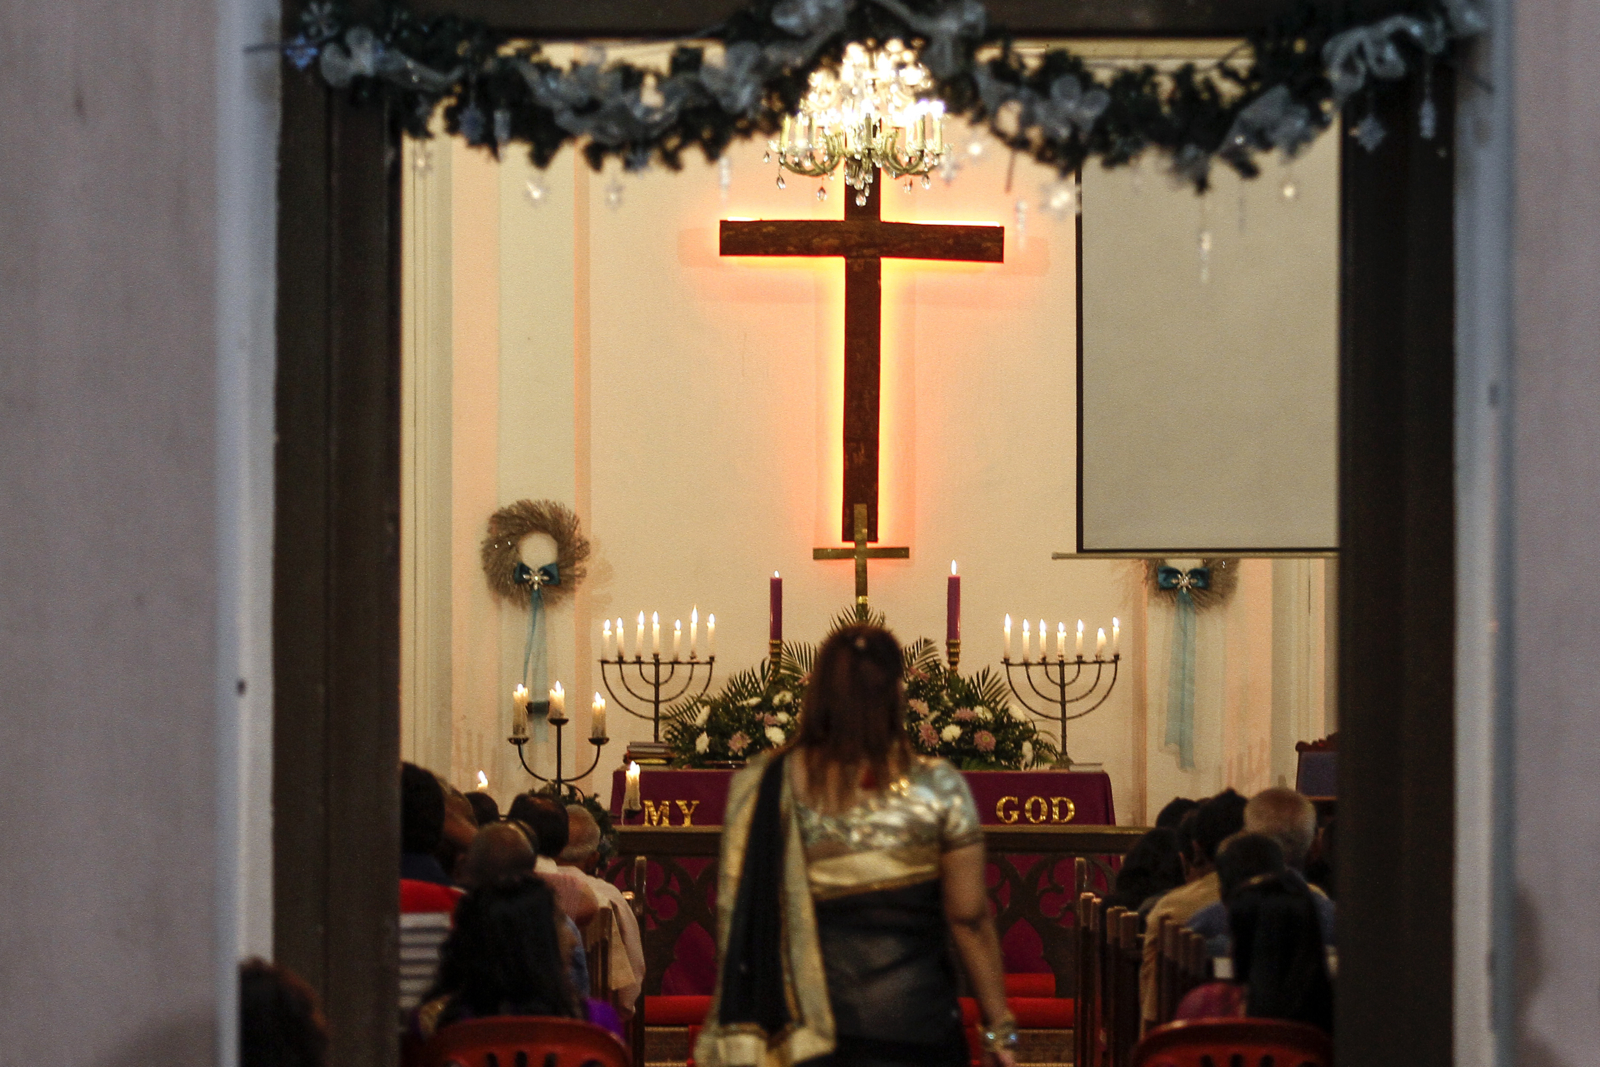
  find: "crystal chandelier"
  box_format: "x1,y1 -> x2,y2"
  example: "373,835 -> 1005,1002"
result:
769,40 -> 949,205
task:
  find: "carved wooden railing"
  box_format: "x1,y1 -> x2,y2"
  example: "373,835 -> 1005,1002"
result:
603,824 -> 1146,1000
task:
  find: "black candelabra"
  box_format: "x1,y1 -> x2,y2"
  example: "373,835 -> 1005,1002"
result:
1001,653 -> 1120,769
599,652 -> 717,765
509,709 -> 608,799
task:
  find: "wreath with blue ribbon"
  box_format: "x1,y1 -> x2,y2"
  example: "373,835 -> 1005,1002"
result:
1146,558 -> 1238,772
483,500 -> 591,714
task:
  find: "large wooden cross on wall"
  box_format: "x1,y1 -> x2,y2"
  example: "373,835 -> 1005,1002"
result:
720,174 -> 1004,551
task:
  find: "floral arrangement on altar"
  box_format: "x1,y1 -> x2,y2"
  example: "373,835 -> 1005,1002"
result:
663,608 -> 1057,770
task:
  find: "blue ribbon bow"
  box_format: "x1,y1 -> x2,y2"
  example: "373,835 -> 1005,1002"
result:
515,562 -> 560,720
1158,567 -> 1209,770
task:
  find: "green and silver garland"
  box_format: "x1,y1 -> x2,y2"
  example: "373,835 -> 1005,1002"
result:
279,0 -> 1483,191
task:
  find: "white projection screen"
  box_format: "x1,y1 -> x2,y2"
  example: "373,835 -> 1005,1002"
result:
1077,129 -> 1339,553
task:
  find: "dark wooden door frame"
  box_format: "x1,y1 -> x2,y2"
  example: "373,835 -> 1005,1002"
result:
274,6 -> 1454,1066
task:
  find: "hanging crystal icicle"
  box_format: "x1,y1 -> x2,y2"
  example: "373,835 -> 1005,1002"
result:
605,178 -> 624,210
523,174 -> 547,205
1418,59 -> 1438,141
1197,197 -> 1213,285
718,156 -> 733,201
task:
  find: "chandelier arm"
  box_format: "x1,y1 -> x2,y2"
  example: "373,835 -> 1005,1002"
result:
1063,659 -> 1120,721
1001,660 -> 1051,718
601,660 -> 657,714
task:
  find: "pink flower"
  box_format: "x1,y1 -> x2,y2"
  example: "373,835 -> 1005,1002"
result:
917,722 -> 940,748
954,707 -> 976,722
908,698 -> 930,718
975,731 -> 996,753
728,731 -> 749,755
763,713 -> 779,727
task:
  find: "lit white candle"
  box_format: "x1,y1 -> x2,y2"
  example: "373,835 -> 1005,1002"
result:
548,681 -> 566,722
1112,618 -> 1121,657
690,607 -> 699,657
476,770 -> 489,791
673,619 -> 683,658
591,692 -> 607,740
636,612 -> 645,658
652,612 -> 661,655
707,613 -> 717,657
1076,619 -> 1085,658
1022,619 -> 1032,662
1003,615 -> 1012,659
1096,628 -> 1107,657
1057,622 -> 1067,658
1039,620 -> 1047,660
602,619 -> 614,659
511,685 -> 529,737
616,617 -> 626,659
624,761 -> 642,812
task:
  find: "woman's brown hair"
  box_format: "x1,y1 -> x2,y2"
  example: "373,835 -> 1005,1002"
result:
792,624 -> 912,804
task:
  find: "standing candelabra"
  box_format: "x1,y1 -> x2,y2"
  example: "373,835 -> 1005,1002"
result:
599,653 -> 717,765
509,712 -> 609,799
1001,653 -> 1120,769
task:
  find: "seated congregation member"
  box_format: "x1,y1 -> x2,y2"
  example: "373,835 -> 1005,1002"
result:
1172,873 -> 1334,1034
466,789 -> 500,827
508,793 -> 601,925
1190,833 -> 1288,957
562,805 -> 646,1015
1188,787 -> 1335,952
240,958 -> 327,1067
467,820 -> 593,997
1304,815 -> 1336,899
1155,796 -> 1199,830
412,876 -> 626,1044
401,763 -> 453,887
1102,826 -> 1184,916
1140,789 -> 1246,1026
436,778 -> 482,883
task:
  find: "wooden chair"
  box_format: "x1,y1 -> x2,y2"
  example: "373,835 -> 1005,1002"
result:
418,1016 -> 630,1067
1132,1019 -> 1331,1067
1073,892 -> 1101,1067
1110,911 -> 1142,1067
1153,917 -> 1177,1025
1099,906 -> 1126,1067
582,905 -> 614,1002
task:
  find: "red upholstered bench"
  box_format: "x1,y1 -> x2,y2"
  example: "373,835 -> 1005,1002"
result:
644,995 -> 713,1026
1004,973 -> 1057,998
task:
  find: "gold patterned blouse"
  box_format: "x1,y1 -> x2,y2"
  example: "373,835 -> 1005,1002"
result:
792,757 -> 983,901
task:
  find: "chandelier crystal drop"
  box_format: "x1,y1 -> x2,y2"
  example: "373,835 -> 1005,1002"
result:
770,40 -> 949,192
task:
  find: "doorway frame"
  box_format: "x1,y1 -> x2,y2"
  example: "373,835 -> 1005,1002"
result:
272,4 -> 1455,1065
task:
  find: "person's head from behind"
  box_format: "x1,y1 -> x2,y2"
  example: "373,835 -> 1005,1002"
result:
1187,788 -> 1247,874
429,875 -> 577,1020
240,958 -> 327,1067
401,762 -> 445,856
797,625 -> 909,793
438,779 -> 480,876
561,805 -> 602,872
507,793 -> 569,859
1112,827 -> 1183,900
461,822 -> 537,889
466,791 -> 500,827
1228,874 -> 1334,1033
1244,787 -> 1317,870
1215,833 -> 1287,900
1155,796 -> 1198,830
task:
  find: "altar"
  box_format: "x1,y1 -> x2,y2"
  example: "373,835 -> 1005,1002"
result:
609,766 -> 1116,826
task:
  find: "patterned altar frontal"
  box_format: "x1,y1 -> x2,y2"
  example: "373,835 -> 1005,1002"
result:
609,767 -> 1116,826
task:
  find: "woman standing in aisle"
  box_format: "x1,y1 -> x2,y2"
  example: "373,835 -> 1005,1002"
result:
695,625 -> 1017,1067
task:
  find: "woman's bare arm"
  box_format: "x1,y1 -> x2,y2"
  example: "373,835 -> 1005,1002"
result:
942,841 -> 1017,1067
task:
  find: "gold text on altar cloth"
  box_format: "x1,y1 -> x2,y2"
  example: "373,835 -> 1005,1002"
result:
994,796 -> 1078,825
641,800 -> 702,826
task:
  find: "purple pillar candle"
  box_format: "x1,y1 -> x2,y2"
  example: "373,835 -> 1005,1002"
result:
770,572 -> 783,642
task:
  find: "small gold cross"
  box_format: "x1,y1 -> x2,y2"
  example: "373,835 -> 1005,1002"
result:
813,504 -> 910,613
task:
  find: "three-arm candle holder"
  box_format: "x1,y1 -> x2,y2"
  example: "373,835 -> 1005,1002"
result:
1001,652 -> 1120,770
599,653 -> 717,766
509,712 -> 609,800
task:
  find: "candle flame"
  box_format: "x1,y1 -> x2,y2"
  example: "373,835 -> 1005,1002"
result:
594,692 -> 604,705
774,571 -> 780,578
627,761 -> 641,779
675,619 -> 682,632
1077,619 -> 1085,634
951,560 -> 958,575
603,619 -> 611,635
475,770 -> 488,791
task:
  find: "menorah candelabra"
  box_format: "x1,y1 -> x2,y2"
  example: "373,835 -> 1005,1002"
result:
509,713 -> 608,799
1001,653 -> 1120,769
599,653 -> 717,765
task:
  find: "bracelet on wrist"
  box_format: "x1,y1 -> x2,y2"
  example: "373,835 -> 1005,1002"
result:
982,1015 -> 1019,1053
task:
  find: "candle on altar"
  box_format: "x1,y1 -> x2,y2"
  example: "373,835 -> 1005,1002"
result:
1112,618 -> 1121,657
1039,620 -> 1047,660
1003,615 -> 1012,659
475,770 -> 488,791
947,562 -> 961,642
652,612 -> 661,655
707,614 -> 717,657
770,572 -> 783,642
548,681 -> 566,722
635,612 -> 645,657
616,617 -> 626,659
1076,619 -> 1085,658
1057,622 -> 1067,658
602,619 -> 613,659
624,761 -> 642,812
673,619 -> 682,658
591,692 -> 607,740
511,684 -> 529,737
1096,628 -> 1107,657
1021,619 -> 1031,662
690,607 -> 699,657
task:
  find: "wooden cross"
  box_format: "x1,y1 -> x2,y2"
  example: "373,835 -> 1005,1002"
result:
812,504 -> 909,610
720,174 -> 1003,542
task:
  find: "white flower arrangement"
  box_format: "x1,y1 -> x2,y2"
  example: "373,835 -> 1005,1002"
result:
941,724 -> 963,742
